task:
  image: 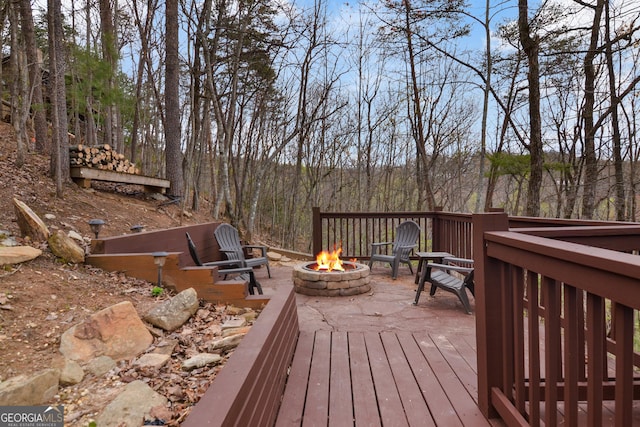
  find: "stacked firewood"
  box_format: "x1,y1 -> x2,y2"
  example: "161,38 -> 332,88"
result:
69,144 -> 140,174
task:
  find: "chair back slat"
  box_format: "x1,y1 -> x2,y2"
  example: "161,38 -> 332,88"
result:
392,220 -> 421,255
186,232 -> 203,266
214,224 -> 244,261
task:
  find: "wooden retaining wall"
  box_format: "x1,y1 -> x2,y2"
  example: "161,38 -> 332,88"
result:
86,222 -> 270,308
182,284 -> 299,427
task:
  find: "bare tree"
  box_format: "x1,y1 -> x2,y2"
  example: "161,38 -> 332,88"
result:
19,0 -> 48,154
580,0 -> 604,219
165,0 -> 183,198
518,0 -> 543,217
48,0 -> 70,197
10,0 -> 28,167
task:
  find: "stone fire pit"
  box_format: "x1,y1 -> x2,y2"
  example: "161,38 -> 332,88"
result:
292,261 -> 371,296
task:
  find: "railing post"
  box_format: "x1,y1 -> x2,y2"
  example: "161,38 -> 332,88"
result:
473,212 -> 509,419
312,207 -> 321,257
432,207 -> 443,251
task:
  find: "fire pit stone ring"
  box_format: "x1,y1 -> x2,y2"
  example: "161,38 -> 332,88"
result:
292,261 -> 371,296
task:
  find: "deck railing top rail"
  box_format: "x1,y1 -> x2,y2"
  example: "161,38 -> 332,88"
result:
473,212 -> 640,426
485,228 -> 640,309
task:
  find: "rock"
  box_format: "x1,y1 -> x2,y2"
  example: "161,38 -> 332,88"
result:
44,213 -> 56,220
134,353 -> 170,370
0,246 -> 42,265
13,198 -> 50,242
221,318 -> 246,330
222,326 -> 251,337
267,251 -> 282,261
225,305 -> 243,316
48,230 -> 85,263
85,355 -> 116,376
0,368 -> 60,405
182,353 -> 222,371
60,359 -> 84,386
209,333 -> 246,352
144,288 -> 199,331
96,380 -> 168,427
67,230 -> 84,242
241,310 -> 257,323
59,301 -> 153,363
151,339 -> 179,355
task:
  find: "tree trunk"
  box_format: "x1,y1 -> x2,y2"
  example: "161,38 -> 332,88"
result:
518,0 -> 543,217
604,2 -> 625,221
403,0 -> 435,210
165,0 -> 184,198
475,0 -> 491,213
19,0 -> 48,154
10,0 -> 28,168
581,0 -> 604,219
48,0 -> 70,197
99,0 -> 116,149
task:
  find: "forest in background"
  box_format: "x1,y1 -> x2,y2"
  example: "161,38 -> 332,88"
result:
4,0 -> 640,253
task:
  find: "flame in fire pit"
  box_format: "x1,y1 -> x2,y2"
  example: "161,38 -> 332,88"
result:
314,245 -> 345,271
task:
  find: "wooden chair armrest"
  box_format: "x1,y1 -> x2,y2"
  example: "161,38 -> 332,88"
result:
243,244 -> 267,257
202,259 -> 244,268
428,263 -> 474,274
371,242 -> 392,247
442,256 -> 474,265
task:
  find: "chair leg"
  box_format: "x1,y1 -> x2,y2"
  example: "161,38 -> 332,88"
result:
246,272 -> 263,295
414,271 -> 427,305
406,260 -> 414,275
254,280 -> 263,295
266,264 -> 271,278
429,283 -> 438,296
391,258 -> 400,279
457,288 -> 472,314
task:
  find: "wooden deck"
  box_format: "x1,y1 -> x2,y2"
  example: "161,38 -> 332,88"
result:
276,329 -> 493,426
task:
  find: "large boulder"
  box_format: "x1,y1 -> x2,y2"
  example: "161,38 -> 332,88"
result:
0,368 -> 60,405
144,288 -> 199,331
0,246 -> 42,266
59,301 -> 153,363
48,230 -> 85,263
96,380 -> 168,427
13,198 -> 50,242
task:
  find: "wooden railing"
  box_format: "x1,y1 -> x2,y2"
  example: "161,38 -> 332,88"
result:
313,208 -> 640,424
311,207 -> 634,261
311,207 -> 475,259
474,213 -> 640,426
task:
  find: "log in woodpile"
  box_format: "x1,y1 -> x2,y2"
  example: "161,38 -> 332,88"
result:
69,144 -> 140,175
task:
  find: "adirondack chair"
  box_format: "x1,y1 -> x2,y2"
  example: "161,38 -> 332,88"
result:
214,223 -> 271,278
368,220 -> 421,279
413,257 -> 475,314
185,232 -> 263,295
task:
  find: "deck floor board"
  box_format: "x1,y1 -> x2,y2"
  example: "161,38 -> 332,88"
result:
277,330 -> 491,426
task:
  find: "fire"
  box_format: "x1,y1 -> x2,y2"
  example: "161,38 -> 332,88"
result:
314,245 -> 345,271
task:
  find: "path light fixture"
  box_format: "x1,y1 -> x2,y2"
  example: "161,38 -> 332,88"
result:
151,251 -> 169,287
130,224 -> 144,233
88,219 -> 105,238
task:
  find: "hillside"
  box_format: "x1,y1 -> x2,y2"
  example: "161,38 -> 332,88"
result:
0,123 -> 225,424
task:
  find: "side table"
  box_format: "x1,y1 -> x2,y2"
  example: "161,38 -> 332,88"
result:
414,251 -> 453,284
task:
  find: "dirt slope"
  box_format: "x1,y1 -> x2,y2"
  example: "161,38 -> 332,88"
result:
0,123 -> 220,424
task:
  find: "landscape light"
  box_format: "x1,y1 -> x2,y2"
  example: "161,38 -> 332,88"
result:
151,251 -> 169,287
88,219 -> 105,238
